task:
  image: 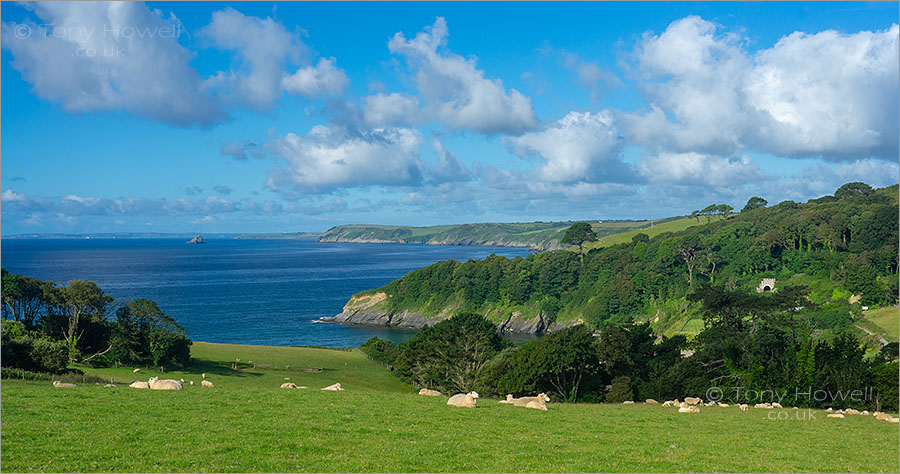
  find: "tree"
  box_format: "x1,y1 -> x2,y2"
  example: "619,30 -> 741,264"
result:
394,312 -> 509,393
834,182 -> 873,200
716,204 -> 734,217
605,376 -> 634,403
1,269 -> 46,327
742,196 -> 768,212
45,280 -> 113,361
561,222 -> 598,259
128,299 -> 191,367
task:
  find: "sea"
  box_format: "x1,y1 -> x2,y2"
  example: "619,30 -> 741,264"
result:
0,238 -> 531,347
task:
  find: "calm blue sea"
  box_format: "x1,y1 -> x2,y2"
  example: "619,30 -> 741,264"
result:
0,239 -> 531,347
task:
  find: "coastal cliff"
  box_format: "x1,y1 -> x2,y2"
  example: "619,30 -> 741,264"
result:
326,292 -> 581,335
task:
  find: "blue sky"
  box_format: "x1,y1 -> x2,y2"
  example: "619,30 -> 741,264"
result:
2,1 -> 898,234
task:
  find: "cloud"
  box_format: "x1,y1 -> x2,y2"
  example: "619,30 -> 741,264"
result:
220,140 -> 264,160
625,16 -> 899,161
183,186 -> 204,196
266,124 -> 424,193
282,57 -> 349,97
2,189 -> 27,202
638,152 -> 774,187
213,185 -> 233,195
429,139 -> 470,184
2,192 -> 239,218
1,2 -> 222,126
200,7 -> 303,111
387,17 -> 539,134
361,92 -> 423,127
556,49 -> 622,103
505,111 -> 634,184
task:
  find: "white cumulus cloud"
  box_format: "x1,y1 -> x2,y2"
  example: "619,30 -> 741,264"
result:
638,152 -> 773,187
282,57 -> 350,97
387,17 -> 539,134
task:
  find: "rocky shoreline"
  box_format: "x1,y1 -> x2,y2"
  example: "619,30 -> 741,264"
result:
323,293 -> 580,335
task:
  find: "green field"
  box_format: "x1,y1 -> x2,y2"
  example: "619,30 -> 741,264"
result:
859,306 -> 900,343
2,342 -> 898,472
587,217 -> 706,250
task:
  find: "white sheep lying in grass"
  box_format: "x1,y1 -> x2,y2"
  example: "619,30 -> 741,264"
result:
149,377 -> 183,390
526,400 -> 548,411
512,393 -> 550,407
623,401 -> 635,405
499,394 -> 515,404
739,404 -> 748,411
827,413 -> 844,419
678,406 -> 700,413
129,381 -> 150,389
771,402 -> 783,409
133,368 -> 140,374
321,383 -> 343,391
684,397 -> 701,405
201,380 -> 214,388
447,391 -> 479,408
52,380 -> 76,388
418,388 -> 443,396
281,383 -> 298,389
662,399 -> 679,407
645,399 -> 658,404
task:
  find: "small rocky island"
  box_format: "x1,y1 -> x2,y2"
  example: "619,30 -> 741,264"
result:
186,235 -> 205,244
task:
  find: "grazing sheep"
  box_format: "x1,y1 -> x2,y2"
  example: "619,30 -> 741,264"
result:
684,397 -> 701,405
826,413 -> 844,418
499,394 -> 515,404
447,391 -> 479,408
771,402 -> 783,409
512,393 -> 551,407
321,383 -> 343,391
526,400 -> 548,411
739,404 -> 748,411
133,368 -> 140,374
129,381 -> 150,389
148,377 -> 183,390
52,380 -> 77,388
201,380 -> 214,388
645,399 -> 658,404
678,406 -> 700,413
418,388 -> 443,396
623,401 -> 635,405
281,383 -> 298,389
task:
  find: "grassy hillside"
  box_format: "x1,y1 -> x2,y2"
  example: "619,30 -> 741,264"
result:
587,216 -> 705,250
317,218 -> 682,250
235,232 -> 323,239
2,342 -> 898,472
857,306 -> 900,343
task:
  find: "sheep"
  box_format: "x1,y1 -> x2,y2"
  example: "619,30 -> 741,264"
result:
754,403 -> 773,409
684,397 -> 701,405
148,377 -> 183,390
447,391 -> 479,408
771,402 -> 783,409
499,394 -> 515,404
201,373 -> 206,379
874,412 -> 890,421
861,410 -> 869,415
845,408 -> 860,415
321,383 -> 344,391
133,368 -> 140,374
645,399 -> 658,404
826,413 -> 844,419
281,383 -> 298,389
201,380 -> 214,388
623,401 -> 635,405
526,400 -> 548,411
678,406 -> 700,413
887,417 -> 900,423
825,407 -> 833,412
129,381 -> 151,389
418,388 -> 443,396
704,401 -> 717,407
512,393 -> 551,407
662,400 -> 678,407
52,380 -> 77,388
190,381 -> 194,386
104,383 -> 116,388
284,377 -> 291,381
739,404 -> 748,411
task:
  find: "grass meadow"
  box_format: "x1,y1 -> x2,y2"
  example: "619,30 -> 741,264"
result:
2,342 -> 898,472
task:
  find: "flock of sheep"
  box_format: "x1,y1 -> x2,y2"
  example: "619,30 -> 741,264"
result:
48,373 -> 900,424
419,388 -> 551,411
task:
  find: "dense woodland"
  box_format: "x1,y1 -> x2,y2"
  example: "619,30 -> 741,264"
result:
1,271 -> 191,374
369,183 -> 899,327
